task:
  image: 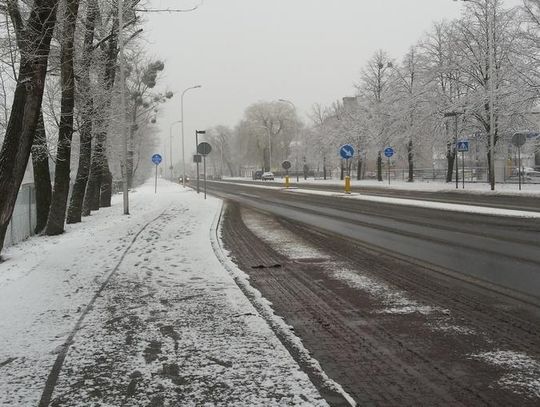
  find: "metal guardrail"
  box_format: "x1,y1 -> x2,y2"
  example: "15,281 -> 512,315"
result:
4,183 -> 37,247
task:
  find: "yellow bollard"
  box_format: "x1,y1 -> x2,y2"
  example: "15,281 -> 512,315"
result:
285,175 -> 290,188
345,176 -> 351,194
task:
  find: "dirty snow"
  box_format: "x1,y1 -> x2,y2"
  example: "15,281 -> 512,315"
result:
471,351 -> 540,398
0,179 -> 327,406
241,208 -> 447,317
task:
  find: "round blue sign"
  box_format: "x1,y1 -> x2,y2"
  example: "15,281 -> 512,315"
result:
152,154 -> 162,165
384,147 -> 394,158
339,144 -> 355,160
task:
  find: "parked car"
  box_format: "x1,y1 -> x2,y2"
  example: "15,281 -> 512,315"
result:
252,170 -> 263,180
261,172 -> 275,181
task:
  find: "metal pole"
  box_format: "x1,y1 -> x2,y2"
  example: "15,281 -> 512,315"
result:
118,0 -> 129,215
462,151 -> 465,189
220,138 -> 224,179
180,85 -> 201,188
196,131 -> 200,194
388,158 -> 391,185
518,145 -> 522,191
155,164 -> 158,193
181,92 -> 186,188
169,126 -> 173,180
455,115 -> 459,189
268,129 -> 272,172
203,155 -> 207,199
296,152 -> 299,182
488,0 -> 496,190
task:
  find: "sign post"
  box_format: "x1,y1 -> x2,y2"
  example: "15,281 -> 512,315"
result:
512,133 -> 527,191
339,144 -> 355,194
151,154 -> 163,193
282,160 -> 292,188
384,147 -> 394,185
457,140 -> 469,189
195,130 -> 206,194
197,142 -> 212,199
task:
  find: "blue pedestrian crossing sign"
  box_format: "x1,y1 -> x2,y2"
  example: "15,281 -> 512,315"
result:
456,140 -> 469,152
152,154 -> 162,165
384,147 -> 394,158
339,144 -> 355,160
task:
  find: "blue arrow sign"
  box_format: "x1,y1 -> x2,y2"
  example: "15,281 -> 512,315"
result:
339,144 -> 355,160
456,140 -> 469,152
152,154 -> 162,165
384,147 -> 394,158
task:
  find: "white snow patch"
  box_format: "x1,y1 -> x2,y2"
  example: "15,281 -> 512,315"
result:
241,210 -> 329,260
242,208 -> 448,317
471,350 -> 540,398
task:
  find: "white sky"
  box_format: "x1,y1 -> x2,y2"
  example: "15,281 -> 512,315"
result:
142,0 -> 521,162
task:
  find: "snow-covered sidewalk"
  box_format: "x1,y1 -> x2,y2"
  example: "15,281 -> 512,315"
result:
0,180 -> 327,406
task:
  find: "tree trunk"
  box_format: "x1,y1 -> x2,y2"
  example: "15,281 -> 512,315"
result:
0,0 -> 60,254
83,14 -> 119,216
83,134 -> 104,215
67,110 -> 92,223
100,158 -> 112,207
407,139 -> 414,182
356,156 -> 362,180
377,152 -> 383,181
66,1 -> 97,224
31,110 -> 51,233
45,0 -> 80,236
226,161 -> 235,177
446,141 -> 455,183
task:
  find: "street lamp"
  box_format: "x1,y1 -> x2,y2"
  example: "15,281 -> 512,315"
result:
278,98 -> 300,181
169,120 -> 182,180
454,0 -> 496,190
181,85 -> 202,187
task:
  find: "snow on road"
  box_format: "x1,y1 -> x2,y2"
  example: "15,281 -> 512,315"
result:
239,207 -> 540,400
218,180 -> 540,218
224,176 -> 540,196
0,180 -> 327,406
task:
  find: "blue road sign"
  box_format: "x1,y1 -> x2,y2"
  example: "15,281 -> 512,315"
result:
339,144 -> 355,160
384,147 -> 394,158
152,154 -> 162,165
457,140 -> 469,152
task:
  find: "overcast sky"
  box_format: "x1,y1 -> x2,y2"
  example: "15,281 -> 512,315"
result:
143,0 -> 520,162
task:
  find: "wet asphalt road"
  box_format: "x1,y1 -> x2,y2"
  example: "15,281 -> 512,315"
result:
206,180 -> 540,303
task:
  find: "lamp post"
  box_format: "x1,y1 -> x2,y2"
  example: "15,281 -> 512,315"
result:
181,85 -> 202,187
454,0 -> 496,190
169,121 -> 181,180
278,98 -> 300,181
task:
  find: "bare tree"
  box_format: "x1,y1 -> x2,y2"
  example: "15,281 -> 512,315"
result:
0,0 -> 60,254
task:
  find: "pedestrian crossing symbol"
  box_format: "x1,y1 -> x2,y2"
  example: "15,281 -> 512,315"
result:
457,140 -> 469,152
